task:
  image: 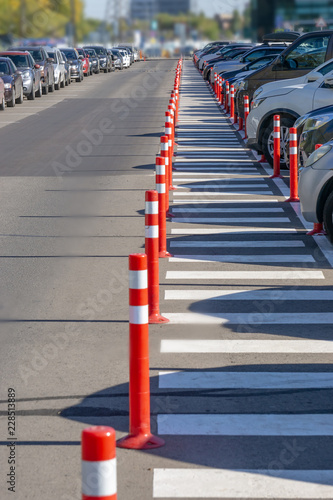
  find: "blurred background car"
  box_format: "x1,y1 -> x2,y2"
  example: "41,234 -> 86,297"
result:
9,45 -> 54,95
84,46 -> 111,73
296,106 -> 333,166
76,48 -> 91,76
0,76 -> 5,110
0,57 -> 23,107
84,48 -> 100,74
111,49 -> 124,70
117,49 -> 130,68
45,47 -> 66,90
0,51 -> 42,100
60,48 -> 83,82
60,52 -> 72,86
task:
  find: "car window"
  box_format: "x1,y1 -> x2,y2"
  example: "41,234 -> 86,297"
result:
317,60 -> 333,75
248,57 -> 273,69
0,61 -> 10,74
26,49 -> 43,62
47,52 -> 56,62
285,35 -> 330,70
9,60 -> 16,73
28,54 -> 35,66
5,54 -> 29,68
244,49 -> 266,62
62,50 -> 77,60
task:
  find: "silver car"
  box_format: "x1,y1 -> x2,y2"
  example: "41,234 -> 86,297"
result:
299,140 -> 333,241
46,47 -> 66,90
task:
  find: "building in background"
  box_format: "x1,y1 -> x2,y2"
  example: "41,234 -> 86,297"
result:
131,0 -> 190,20
251,0 -> 333,40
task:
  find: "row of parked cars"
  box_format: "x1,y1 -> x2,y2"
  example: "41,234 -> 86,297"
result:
0,44 -> 140,108
194,32 -> 333,243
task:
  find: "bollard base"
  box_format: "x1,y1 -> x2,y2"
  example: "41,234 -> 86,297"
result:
169,186 -> 177,191
159,251 -> 173,258
285,197 -> 300,203
269,174 -> 283,179
307,223 -> 326,236
149,313 -> 170,324
117,433 -> 165,450
166,211 -> 175,218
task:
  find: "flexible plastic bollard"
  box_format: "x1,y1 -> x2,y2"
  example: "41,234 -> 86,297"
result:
234,112 -> 238,125
156,156 -> 172,257
238,116 -> 243,131
230,85 -> 235,120
270,115 -> 282,179
145,191 -> 169,324
117,254 -> 165,450
220,78 -> 224,106
286,127 -> 300,202
82,426 -> 117,500
244,95 -> 250,139
225,81 -> 229,114
160,135 -> 174,217
165,121 -> 176,191
214,72 -> 217,95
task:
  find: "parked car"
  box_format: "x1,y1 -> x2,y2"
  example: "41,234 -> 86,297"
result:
60,48 -> 83,82
203,46 -> 256,80
10,45 -> 55,94
117,46 -> 135,64
45,47 -> 66,90
84,46 -> 111,73
117,49 -> 131,68
84,48 -> 100,74
110,49 -> 123,70
236,30 -> 333,121
299,140 -> 333,241
0,51 -> 42,100
198,43 -> 241,70
60,52 -> 72,86
0,76 -> 5,110
295,105 -> 333,166
76,48 -> 90,76
0,57 -> 24,107
247,69 -> 333,167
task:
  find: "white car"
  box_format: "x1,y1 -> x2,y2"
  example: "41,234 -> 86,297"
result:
45,47 -> 66,90
247,66 -> 333,167
117,49 -> 130,68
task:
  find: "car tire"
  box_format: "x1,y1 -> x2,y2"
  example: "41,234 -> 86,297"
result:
55,82 -> 60,90
36,81 -> 42,97
16,86 -> 24,104
27,85 -> 35,100
0,96 -> 5,110
262,116 -> 295,169
76,76 -> 81,83
323,191 -> 333,243
49,81 -> 55,92
43,79 -> 49,95
8,89 -> 15,107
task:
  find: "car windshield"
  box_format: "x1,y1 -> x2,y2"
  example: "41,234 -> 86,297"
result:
25,49 -> 43,62
93,48 -> 106,55
0,61 -> 10,74
76,49 -> 85,56
86,49 -> 96,57
47,52 -> 55,60
112,50 -> 120,56
62,50 -> 77,60
6,54 -> 29,67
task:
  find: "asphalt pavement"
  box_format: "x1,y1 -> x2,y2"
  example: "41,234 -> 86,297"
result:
1,57 -> 333,500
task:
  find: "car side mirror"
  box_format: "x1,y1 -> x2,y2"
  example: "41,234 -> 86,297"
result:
324,76 -> 333,87
239,57 -> 244,63
35,64 -> 40,69
47,57 -> 54,63
307,72 -> 321,83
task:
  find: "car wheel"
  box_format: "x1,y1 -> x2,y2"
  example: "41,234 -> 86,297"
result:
43,79 -> 49,95
323,191 -> 333,243
55,82 -> 60,90
16,86 -> 24,104
60,76 -> 65,88
36,81 -> 42,97
262,116 -> 295,169
8,89 -> 15,107
27,85 -> 35,100
0,96 -> 5,110
76,76 -> 81,83
49,81 -> 55,92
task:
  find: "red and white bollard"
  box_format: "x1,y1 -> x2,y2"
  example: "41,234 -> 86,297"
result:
214,72 -> 217,95
165,121 -> 176,189
82,426 -> 117,500
160,135 -> 173,217
270,115 -> 282,179
220,78 -> 224,106
307,144 -> 326,235
225,81 -> 229,114
244,95 -> 249,139
156,156 -> 172,257
145,190 -> 169,323
286,127 -> 299,202
238,116 -> 243,131
117,254 -> 165,450
230,85 -> 235,120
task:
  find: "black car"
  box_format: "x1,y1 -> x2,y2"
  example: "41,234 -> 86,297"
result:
60,48 -> 83,82
10,46 -> 55,94
295,105 -> 333,167
84,48 -> 100,74
84,46 -> 111,73
202,46 -> 255,79
0,57 -> 24,107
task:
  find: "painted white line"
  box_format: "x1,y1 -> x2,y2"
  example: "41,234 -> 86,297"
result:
173,199 -> 280,204
174,178 -> 266,182
164,289 -> 322,300
171,228 -> 297,234
173,173 -> 263,177
172,192 -> 273,196
164,312 -> 332,325
172,218 -> 289,224
172,208 -> 284,213
174,167 -> 257,171
158,371 -> 333,389
169,254 -> 313,263
175,159 -> 255,163
166,271 -> 324,280
176,184 -> 268,189
170,240 -> 304,248
158,414 -> 333,436
153,469 -> 333,498
160,339 -> 333,354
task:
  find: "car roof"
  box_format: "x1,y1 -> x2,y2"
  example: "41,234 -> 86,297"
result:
263,32 -> 301,42
0,51 -> 29,55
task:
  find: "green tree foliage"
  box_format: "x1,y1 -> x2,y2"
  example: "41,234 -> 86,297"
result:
156,12 -> 220,40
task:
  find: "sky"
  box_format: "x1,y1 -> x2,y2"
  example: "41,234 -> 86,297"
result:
84,0 -> 248,20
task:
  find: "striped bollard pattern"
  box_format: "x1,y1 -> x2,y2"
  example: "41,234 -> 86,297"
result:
160,135 -> 172,215
82,426 -> 117,500
270,115 -> 282,179
286,127 -> 299,203
117,254 -> 165,450
165,121 -> 176,191
145,190 -> 169,323
230,84 -> 235,120
214,72 -> 217,95
244,95 -> 249,139
238,116 -> 243,131
307,144 -> 326,235
156,156 -> 172,257
225,81 -> 229,114
220,78 -> 224,106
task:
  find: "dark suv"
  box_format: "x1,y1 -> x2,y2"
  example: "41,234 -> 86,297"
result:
84,46 -> 111,73
9,46 -> 55,94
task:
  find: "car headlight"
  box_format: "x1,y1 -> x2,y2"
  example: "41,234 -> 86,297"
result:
4,83 -> 12,89
251,97 -> 266,110
303,115 -> 333,132
305,144 -> 332,167
294,114 -> 310,130
237,80 -> 248,91
253,86 -> 264,99
39,65 -> 44,72
116,58 -> 121,64
71,65 -> 77,69
22,70 -> 31,79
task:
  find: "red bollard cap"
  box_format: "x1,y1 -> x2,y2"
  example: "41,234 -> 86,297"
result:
82,426 -> 116,461
129,253 -> 147,271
